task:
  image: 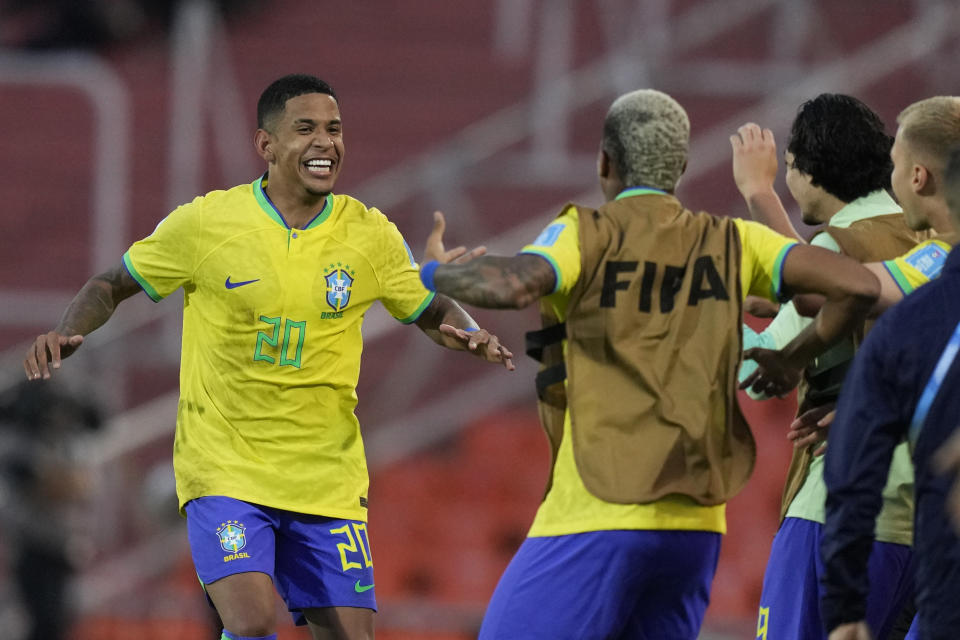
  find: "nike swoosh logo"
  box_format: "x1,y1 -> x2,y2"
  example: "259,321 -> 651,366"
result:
354,580 -> 374,593
225,276 -> 260,289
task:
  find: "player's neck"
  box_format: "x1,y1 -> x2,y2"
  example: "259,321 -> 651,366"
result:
284,205 -> 326,230
926,203 -> 955,234
817,194 -> 847,225
265,184 -> 329,229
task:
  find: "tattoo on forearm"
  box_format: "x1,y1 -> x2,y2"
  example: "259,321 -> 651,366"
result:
56,265 -> 141,335
433,255 -> 555,309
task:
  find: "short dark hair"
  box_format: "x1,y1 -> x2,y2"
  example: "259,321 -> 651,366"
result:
786,94 -> 893,203
257,74 -> 338,130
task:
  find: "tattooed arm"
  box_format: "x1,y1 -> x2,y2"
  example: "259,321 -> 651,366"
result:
431,254 -> 557,309
414,293 -> 515,369
24,263 -> 143,380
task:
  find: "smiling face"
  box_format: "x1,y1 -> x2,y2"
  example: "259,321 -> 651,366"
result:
256,92 -> 344,201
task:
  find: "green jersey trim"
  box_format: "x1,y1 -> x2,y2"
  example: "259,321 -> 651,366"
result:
398,291 -> 436,324
771,243 -> 798,302
519,249 -> 563,294
883,260 -> 914,295
615,186 -> 669,200
303,194 -> 334,229
122,251 -> 162,302
253,176 -> 287,228
252,175 -> 333,230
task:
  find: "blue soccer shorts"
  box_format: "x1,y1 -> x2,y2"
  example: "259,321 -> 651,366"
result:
479,529 -> 722,640
756,517 -> 912,640
185,495 -> 376,625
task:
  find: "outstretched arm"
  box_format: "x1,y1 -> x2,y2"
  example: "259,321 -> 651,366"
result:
422,211 -> 487,265
792,262 -> 910,319
776,243 -> 879,346
414,293 -> 515,370
861,262 -> 906,314
424,254 -> 557,310
24,263 -> 142,380
730,123 -> 805,242
741,245 -> 879,396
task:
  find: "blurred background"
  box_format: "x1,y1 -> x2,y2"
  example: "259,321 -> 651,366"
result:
0,0 -> 957,638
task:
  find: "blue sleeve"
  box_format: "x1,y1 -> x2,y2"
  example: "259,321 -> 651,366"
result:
820,318 -> 912,631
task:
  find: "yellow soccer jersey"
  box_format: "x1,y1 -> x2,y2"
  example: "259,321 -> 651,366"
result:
883,238 -> 952,295
518,193 -> 796,536
123,175 -> 434,520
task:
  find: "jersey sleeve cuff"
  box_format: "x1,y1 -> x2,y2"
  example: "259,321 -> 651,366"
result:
518,249 -> 562,294
882,260 -> 914,296
397,291 -> 436,324
771,242 -> 799,302
122,252 -> 163,302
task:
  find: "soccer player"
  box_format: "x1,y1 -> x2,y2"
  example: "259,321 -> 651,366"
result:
741,95 -> 960,414
736,97 -> 959,324
418,89 -> 879,639
821,132 -> 960,639
730,94 -> 927,640
22,74 -> 514,640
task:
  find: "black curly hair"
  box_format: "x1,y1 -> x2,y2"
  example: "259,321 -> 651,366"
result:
787,94 -> 893,203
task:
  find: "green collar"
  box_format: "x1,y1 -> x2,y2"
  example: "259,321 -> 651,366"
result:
615,186 -> 669,200
253,174 -> 334,230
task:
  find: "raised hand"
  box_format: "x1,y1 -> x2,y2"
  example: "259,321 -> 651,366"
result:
423,211 -> 487,265
730,123 -> 779,200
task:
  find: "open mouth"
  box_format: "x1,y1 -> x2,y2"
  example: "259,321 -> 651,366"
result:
305,158 -> 334,176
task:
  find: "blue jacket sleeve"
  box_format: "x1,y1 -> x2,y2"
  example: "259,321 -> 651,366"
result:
820,318 -> 912,632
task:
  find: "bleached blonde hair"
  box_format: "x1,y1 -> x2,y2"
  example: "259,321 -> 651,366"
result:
897,96 -> 960,171
602,89 -> 690,192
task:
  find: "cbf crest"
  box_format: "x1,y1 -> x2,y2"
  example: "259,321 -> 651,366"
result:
325,263 -> 356,312
217,520 -> 246,553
